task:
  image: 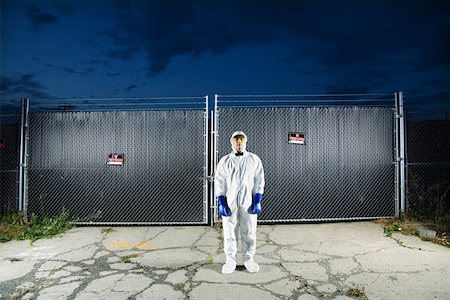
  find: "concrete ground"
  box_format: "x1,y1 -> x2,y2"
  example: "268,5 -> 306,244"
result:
1,221 -> 449,300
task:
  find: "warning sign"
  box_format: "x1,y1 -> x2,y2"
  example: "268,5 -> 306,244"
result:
107,153 -> 124,166
288,132 -> 305,145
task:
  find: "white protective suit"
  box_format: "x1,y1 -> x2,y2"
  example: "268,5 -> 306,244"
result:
215,131 -> 265,273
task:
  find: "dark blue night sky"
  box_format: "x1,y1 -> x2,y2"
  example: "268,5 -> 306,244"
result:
1,0 -> 449,111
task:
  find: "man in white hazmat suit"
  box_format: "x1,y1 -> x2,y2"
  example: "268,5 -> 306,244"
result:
215,131 -> 265,274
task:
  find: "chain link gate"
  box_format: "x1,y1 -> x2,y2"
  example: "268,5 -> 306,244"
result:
24,97 -> 209,225
212,94 -> 398,223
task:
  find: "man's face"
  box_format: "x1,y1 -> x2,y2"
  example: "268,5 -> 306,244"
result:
232,136 -> 245,152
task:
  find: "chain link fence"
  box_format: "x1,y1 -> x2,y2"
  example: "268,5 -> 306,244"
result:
0,114 -> 20,214
11,94 -> 449,227
406,110 -> 450,223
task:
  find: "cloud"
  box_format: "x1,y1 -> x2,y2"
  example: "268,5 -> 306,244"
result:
324,86 -> 373,96
62,67 -> 95,75
103,1 -> 276,76
45,64 -> 95,75
106,72 -> 122,77
126,84 -> 137,92
105,47 -> 139,61
89,59 -> 113,68
406,90 -> 450,110
1,74 -> 45,91
99,1 -> 449,80
0,74 -> 52,100
54,3 -> 75,16
26,5 -> 60,30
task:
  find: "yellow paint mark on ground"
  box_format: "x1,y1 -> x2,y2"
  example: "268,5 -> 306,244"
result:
134,241 -> 152,250
108,240 -> 153,250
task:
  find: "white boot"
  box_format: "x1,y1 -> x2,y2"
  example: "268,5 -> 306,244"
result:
244,259 -> 260,273
221,262 -> 236,274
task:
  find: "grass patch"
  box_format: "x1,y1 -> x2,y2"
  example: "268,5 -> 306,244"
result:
101,227 -> 116,234
376,217 -> 423,237
0,210 -> 74,243
375,218 -> 417,237
375,217 -> 450,248
121,253 -> 140,263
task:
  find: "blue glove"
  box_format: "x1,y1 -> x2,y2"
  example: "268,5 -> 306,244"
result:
218,195 -> 232,217
251,193 -> 263,214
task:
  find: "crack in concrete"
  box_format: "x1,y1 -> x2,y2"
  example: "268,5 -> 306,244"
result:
143,227 -> 170,243
192,227 -> 210,247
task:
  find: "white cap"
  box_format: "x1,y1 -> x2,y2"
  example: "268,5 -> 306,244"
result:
230,131 -> 247,140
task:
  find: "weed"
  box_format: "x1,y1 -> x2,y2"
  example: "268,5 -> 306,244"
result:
376,217 -> 450,248
346,287 -> 368,299
383,221 -> 403,237
393,237 -> 406,247
0,210 -> 74,243
0,211 -> 27,243
377,218 -> 419,237
379,218 -> 420,248
121,253 -> 140,263
175,283 -> 185,290
213,221 -> 223,233
10,286 -> 33,300
206,254 -> 213,264
101,228 -> 116,234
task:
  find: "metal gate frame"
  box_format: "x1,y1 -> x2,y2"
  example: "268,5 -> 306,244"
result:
211,93 -> 406,224
21,96 -> 210,225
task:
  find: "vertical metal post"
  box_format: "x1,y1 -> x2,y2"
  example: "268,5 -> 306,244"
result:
394,92 -> 406,216
209,110 -> 214,226
23,98 -> 30,218
394,93 -> 400,216
398,92 -> 406,213
204,96 -> 209,224
212,94 -> 219,224
18,98 -> 30,215
18,99 -> 26,211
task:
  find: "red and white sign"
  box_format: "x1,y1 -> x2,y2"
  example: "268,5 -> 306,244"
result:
288,132 -> 305,145
107,153 -> 124,166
